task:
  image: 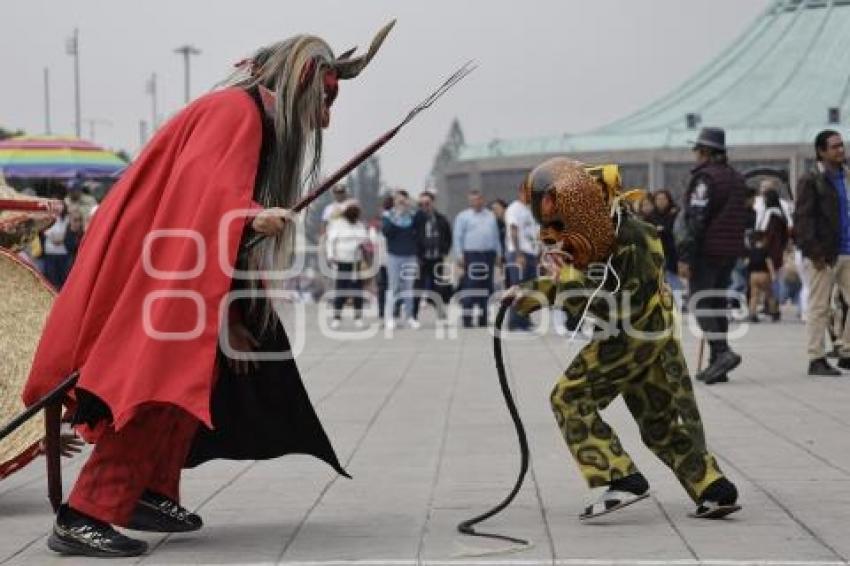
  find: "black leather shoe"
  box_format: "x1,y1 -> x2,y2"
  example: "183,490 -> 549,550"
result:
704,373 -> 729,385
695,356 -> 720,382
809,357 -> 841,376
127,490 -> 202,533
700,351 -> 741,384
47,504 -> 147,557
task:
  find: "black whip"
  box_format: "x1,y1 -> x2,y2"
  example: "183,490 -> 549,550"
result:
457,301 -> 530,546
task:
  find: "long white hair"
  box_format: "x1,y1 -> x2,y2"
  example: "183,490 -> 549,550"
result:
220,36 -> 335,331
219,22 -> 395,332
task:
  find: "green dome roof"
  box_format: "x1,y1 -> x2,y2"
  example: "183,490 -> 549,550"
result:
460,0 -> 850,161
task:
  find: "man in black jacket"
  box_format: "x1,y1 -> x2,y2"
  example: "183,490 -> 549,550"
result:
794,129 -> 849,376
412,190 -> 452,322
678,127 -> 747,385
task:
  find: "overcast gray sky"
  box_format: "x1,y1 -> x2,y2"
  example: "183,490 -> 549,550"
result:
1,0 -> 768,190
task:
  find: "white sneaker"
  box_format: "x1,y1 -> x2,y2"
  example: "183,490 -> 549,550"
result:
330,319 -> 341,330
407,319 -> 421,330
353,319 -> 366,330
384,319 -> 396,330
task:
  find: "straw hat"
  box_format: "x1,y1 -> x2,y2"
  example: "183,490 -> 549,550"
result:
0,248 -> 55,478
0,177 -> 56,252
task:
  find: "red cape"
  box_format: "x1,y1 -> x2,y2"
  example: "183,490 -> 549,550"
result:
24,88 -> 261,431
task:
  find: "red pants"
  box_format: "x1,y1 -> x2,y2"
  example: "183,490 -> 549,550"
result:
69,404 -> 199,526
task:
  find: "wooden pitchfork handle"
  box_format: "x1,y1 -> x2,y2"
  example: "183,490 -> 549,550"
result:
0,372 -> 79,511
696,337 -> 706,373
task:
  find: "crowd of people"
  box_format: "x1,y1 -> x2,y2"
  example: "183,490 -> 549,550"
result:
15,174 -> 99,289
317,127 -> 850,385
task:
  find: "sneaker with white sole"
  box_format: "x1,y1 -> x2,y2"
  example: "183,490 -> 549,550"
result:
579,472 -> 650,520
408,319 -> 421,330
691,477 -> 741,519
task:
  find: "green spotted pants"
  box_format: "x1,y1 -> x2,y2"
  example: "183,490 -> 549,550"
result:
550,334 -> 725,502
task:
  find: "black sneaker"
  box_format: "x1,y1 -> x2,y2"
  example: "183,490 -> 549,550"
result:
127,490 -> 203,533
700,351 -> 741,384
809,357 -> 841,376
695,353 -> 721,382
692,477 -> 741,519
837,357 -> 850,370
579,472 -> 651,520
704,373 -> 729,385
48,504 -> 147,557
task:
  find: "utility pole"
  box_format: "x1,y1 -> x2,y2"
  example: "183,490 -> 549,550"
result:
173,44 -> 201,104
66,28 -> 81,138
145,73 -> 158,129
43,67 -> 52,134
140,120 -> 149,147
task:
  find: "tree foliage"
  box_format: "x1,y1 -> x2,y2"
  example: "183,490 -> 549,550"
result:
0,126 -> 25,141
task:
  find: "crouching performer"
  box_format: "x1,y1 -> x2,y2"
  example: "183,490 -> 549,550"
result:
507,158 -> 741,521
22,23 -> 394,558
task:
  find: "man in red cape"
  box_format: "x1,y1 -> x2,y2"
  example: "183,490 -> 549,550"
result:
23,23 -> 394,558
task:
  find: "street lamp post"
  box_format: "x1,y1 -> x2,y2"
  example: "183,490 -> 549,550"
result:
66,28 -> 81,138
174,44 -> 201,104
43,67 -> 52,135
140,120 -> 149,147
145,73 -> 158,129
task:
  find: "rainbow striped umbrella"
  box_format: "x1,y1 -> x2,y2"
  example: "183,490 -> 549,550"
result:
0,135 -> 126,179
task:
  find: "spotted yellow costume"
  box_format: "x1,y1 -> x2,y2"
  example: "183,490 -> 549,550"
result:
515,158 -> 732,508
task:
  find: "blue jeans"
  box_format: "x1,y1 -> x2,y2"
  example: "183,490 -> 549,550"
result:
460,250 -> 496,327
506,251 -> 538,329
385,254 -> 417,320
43,253 -> 71,290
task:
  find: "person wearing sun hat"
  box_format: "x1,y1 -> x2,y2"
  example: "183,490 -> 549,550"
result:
1,178 -> 84,482
677,127 -> 749,385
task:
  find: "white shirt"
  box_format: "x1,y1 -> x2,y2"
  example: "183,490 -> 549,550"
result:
504,200 -> 539,255
326,218 -> 369,263
43,216 -> 68,255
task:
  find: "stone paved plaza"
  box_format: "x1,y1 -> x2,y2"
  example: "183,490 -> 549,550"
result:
2,305 -> 849,566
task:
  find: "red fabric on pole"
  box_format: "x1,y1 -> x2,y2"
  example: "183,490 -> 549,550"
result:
23,88 -> 262,432
69,404 -> 199,526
